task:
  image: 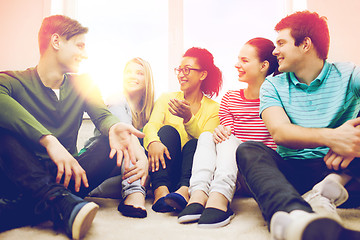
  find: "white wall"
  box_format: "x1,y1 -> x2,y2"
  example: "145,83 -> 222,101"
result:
308,0 -> 360,65
0,0 -> 359,72
0,0 -> 51,71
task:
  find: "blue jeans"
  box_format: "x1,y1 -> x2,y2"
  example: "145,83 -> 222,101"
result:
88,159 -> 146,199
236,141 -> 360,226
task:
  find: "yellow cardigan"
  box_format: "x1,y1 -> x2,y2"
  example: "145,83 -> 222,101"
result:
143,92 -> 220,150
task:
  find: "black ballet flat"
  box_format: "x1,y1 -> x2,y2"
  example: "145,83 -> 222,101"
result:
117,200 -> 147,218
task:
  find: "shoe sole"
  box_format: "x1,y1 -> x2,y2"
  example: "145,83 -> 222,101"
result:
178,214 -> 201,223
72,202 -> 99,240
118,200 -> 147,218
302,217 -> 360,240
119,206 -> 147,218
284,215 -> 360,240
198,213 -> 234,229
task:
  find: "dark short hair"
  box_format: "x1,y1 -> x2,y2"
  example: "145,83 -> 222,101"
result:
183,47 -> 223,98
38,15 -> 88,55
246,37 -> 278,76
275,10 -> 329,60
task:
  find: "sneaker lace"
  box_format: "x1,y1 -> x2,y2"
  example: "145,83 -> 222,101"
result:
0,195 -> 22,205
34,191 -> 70,230
304,190 -> 336,213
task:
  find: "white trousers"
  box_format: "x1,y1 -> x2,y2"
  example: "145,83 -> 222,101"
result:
189,132 -> 240,202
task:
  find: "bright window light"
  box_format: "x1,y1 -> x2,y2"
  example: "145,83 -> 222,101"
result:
52,0 -> 291,101
76,0 -> 168,101
183,0 -> 286,101
50,0 -> 63,15
292,0 -> 307,12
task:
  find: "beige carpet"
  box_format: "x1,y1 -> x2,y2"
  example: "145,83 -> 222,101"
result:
1,196 -> 360,240
1,120 -> 359,239
0,197 -> 263,240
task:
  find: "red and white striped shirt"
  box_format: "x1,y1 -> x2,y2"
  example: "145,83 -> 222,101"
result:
219,89 -> 277,150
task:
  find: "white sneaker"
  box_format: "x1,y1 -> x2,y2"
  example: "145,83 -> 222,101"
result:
302,179 -> 348,222
270,210 -> 360,240
270,211 -> 292,240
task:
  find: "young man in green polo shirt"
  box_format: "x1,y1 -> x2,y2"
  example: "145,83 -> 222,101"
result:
236,11 -> 360,240
0,15 -> 144,239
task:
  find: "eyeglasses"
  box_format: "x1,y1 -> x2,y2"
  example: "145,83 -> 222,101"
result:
174,66 -> 202,76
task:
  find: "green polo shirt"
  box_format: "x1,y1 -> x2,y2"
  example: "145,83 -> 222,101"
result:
0,67 -> 120,160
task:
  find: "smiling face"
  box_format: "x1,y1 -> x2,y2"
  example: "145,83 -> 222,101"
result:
177,56 -> 205,94
235,44 -> 264,84
273,28 -> 304,73
123,61 -> 146,96
57,33 -> 87,73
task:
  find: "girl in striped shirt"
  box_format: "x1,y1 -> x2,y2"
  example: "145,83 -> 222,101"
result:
178,38 -> 278,228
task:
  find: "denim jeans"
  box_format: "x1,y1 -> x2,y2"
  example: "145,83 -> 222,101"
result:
149,125 -> 198,192
189,132 -> 239,202
236,141 -> 360,225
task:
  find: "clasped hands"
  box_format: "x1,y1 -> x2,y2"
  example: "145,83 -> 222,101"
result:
324,118 -> 360,170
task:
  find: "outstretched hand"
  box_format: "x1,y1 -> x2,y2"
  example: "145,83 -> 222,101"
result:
108,122 -> 145,170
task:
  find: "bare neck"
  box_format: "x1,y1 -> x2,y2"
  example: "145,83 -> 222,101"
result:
125,91 -> 143,112
294,57 -> 324,85
37,55 -> 65,89
244,76 -> 265,100
184,89 -> 203,104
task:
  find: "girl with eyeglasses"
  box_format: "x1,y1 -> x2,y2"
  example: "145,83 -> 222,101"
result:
143,47 -> 223,213
177,38 -> 278,228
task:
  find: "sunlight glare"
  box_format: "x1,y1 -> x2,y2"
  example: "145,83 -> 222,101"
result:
77,0 -> 168,101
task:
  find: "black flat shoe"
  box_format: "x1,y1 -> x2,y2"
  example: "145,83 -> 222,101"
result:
198,207 -> 234,228
164,192 -> 188,212
118,200 -> 147,218
152,197 -> 174,213
178,203 -> 204,223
